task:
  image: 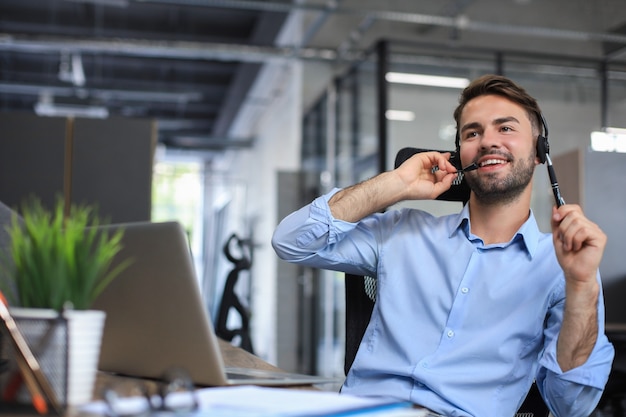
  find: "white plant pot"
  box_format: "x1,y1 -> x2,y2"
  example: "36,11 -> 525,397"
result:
2,308 -> 106,409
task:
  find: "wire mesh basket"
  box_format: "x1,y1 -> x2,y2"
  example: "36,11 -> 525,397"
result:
0,310 -> 68,408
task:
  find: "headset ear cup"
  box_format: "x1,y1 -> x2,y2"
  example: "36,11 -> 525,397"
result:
453,131 -> 462,170
536,135 -> 549,164
450,150 -> 462,170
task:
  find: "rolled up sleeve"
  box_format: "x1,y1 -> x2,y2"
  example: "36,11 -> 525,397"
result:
271,188 -> 377,276
537,279 -> 615,417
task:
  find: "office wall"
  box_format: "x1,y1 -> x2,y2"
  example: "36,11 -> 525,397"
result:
0,112 -> 155,223
275,171 -> 305,372
219,11 -> 305,367
0,112 -> 67,211
238,68 -> 302,366
71,117 -> 155,223
555,148 -> 626,323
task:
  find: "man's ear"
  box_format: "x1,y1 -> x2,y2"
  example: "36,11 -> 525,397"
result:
536,134 -> 550,165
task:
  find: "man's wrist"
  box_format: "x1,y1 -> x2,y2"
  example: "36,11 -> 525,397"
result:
328,171 -> 405,222
565,279 -> 599,303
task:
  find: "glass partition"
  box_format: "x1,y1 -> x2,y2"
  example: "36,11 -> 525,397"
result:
335,65 -> 380,187
607,63 -> 626,128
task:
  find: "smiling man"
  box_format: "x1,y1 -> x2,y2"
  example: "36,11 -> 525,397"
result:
272,74 -> 614,417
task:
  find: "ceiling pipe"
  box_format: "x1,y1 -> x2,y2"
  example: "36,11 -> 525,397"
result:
299,0 -> 341,48
0,82 -> 203,103
0,34 -> 344,63
336,13 -> 376,60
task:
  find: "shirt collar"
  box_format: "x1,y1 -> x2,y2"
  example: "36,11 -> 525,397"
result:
449,204 -> 541,258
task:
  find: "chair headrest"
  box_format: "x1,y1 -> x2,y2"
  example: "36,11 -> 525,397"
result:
394,147 -> 470,203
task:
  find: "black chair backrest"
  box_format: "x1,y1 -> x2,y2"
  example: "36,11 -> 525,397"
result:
394,147 -> 470,204
344,274 -> 376,375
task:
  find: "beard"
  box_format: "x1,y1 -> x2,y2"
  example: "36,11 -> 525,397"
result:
464,150 -> 536,205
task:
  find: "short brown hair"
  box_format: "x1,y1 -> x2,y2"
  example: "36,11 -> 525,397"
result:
453,74 -> 543,148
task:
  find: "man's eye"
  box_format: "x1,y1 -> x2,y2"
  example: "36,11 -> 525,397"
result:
501,126 -> 512,132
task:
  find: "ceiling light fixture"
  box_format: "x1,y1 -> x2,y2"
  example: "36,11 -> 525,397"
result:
386,72 -> 470,89
34,102 -> 109,119
385,110 -> 415,121
590,127 -> 626,153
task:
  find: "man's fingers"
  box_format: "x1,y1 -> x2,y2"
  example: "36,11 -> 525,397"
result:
552,205 -> 606,253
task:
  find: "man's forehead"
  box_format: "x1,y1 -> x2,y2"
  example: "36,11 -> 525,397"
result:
461,95 -> 530,124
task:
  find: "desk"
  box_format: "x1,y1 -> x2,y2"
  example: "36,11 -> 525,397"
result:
0,339 -> 325,416
94,339 -> 314,400
216,339 -> 284,373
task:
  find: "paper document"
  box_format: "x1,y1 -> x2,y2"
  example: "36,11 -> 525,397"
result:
79,385 -> 424,417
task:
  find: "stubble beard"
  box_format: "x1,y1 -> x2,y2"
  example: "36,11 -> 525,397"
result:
464,150 -> 536,205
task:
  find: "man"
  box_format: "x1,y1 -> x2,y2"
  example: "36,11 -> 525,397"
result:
272,74 -> 614,416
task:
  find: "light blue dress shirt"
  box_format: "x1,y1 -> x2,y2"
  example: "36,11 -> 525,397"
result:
272,189 -> 614,417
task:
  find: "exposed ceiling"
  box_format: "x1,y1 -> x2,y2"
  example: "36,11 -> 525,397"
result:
1,0 -> 626,152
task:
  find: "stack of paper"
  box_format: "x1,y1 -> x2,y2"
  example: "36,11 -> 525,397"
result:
79,385 -> 428,417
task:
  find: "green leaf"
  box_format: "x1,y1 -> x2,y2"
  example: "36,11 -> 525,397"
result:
0,197 -> 130,311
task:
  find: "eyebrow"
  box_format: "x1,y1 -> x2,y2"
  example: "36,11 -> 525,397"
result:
459,121 -> 481,134
460,116 -> 521,134
493,116 -> 521,126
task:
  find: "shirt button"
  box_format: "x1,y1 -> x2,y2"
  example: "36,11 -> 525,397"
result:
461,287 -> 469,294
447,330 -> 454,338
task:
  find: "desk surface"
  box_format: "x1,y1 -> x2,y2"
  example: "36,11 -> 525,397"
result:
94,339 -> 306,399
217,339 -> 283,372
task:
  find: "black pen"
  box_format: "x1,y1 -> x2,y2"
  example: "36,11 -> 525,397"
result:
545,154 -> 565,207
430,162 -> 479,174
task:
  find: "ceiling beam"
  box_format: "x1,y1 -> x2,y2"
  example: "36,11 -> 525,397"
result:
211,10 -> 288,137
135,0 -> 626,47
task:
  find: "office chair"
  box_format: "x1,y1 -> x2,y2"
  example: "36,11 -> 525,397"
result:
343,147 -> 550,417
216,233 -> 254,354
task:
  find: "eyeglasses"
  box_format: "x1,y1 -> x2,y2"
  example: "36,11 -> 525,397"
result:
101,368 -> 199,417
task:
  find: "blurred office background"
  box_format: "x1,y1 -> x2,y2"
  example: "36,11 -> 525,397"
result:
1,0 -> 626,392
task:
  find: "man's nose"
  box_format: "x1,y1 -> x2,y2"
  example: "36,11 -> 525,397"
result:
479,128 -> 501,149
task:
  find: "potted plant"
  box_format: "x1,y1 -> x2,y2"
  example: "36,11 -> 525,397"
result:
0,197 -> 129,409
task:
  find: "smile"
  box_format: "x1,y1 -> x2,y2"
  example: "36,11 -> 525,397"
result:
479,159 -> 507,167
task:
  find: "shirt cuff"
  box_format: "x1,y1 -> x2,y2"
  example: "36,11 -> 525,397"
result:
309,188 -> 358,245
539,333 -> 614,390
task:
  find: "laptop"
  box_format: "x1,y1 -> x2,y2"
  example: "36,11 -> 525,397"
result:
91,221 -> 339,387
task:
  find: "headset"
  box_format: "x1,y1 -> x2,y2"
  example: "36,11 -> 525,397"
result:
535,112 -> 550,165
453,111 -> 565,207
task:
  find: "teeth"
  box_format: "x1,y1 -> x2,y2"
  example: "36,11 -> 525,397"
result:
479,159 -> 506,167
